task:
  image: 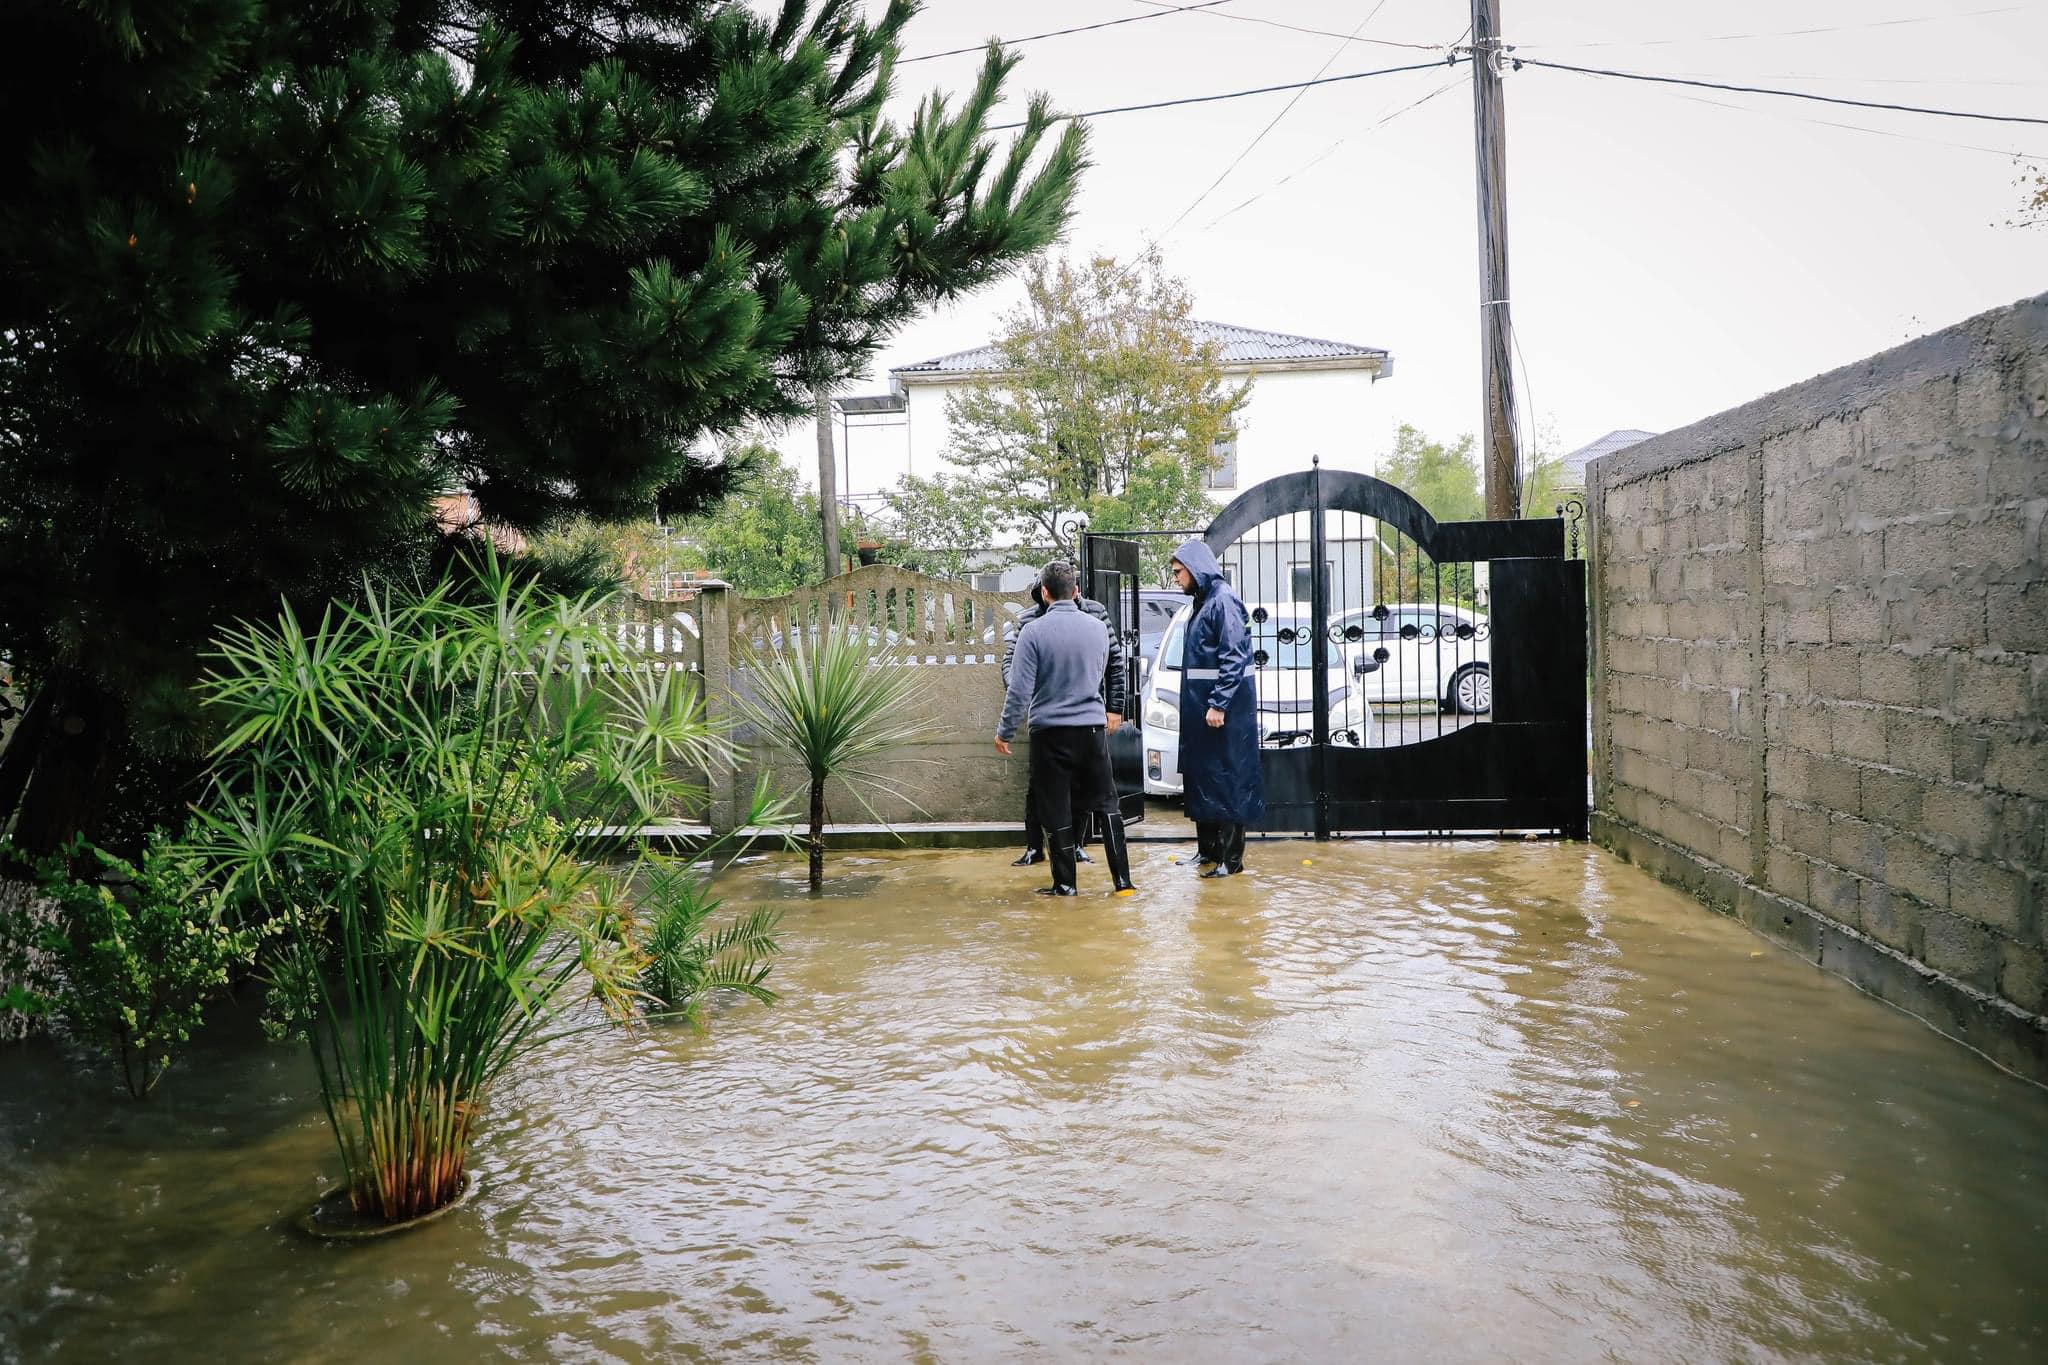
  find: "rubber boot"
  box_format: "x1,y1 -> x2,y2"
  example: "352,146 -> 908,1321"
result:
1176,821 -> 1217,867
1013,804 -> 1045,866
1200,824 -> 1246,878
1075,812 -> 1093,863
1099,814 -> 1136,896
1036,826 -> 1079,896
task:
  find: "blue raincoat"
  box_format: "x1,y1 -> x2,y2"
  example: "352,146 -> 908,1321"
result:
1171,539 -> 1265,826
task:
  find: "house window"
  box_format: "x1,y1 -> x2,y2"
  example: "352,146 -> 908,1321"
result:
1204,433 -> 1238,490
1288,561 -> 1332,603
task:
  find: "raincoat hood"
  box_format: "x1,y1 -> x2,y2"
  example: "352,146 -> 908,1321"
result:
1172,539 -> 1225,597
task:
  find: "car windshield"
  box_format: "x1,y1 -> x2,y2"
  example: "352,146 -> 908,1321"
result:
1258,619 -> 1322,669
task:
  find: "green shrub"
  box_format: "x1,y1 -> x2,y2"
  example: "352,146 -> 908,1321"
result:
0,834 -> 258,1098
634,855 -> 783,1025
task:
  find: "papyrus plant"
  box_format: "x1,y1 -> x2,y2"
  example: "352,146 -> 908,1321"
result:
188,553 -> 767,1223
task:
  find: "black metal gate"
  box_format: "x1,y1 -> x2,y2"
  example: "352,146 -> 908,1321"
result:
1079,534 -> 1146,826
1202,460 -> 1587,838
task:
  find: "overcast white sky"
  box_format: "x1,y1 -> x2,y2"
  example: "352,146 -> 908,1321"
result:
784,0 -> 2046,472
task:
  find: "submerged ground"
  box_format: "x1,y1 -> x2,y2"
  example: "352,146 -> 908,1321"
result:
3,840 -> 2045,1361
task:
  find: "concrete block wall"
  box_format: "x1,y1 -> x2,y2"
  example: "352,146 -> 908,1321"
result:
1589,293 -> 2048,1080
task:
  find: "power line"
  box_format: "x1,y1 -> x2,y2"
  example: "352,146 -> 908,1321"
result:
1157,0 -> 1397,244
1206,75 -> 1466,229
988,57 -> 1462,132
1664,89 -> 2045,160
1128,0 -> 1450,52
899,0 -> 1238,65
1519,58 -> 2048,127
1517,6 -> 2026,50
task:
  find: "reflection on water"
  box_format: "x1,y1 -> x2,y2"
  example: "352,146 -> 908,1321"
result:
3,843 -> 2045,1361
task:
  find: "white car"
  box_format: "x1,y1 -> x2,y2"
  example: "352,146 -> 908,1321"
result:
1139,602 -> 1377,797
1338,602 -> 1492,715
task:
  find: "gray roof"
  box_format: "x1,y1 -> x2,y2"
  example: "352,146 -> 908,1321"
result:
1561,428 -> 1658,479
893,320 -> 1389,378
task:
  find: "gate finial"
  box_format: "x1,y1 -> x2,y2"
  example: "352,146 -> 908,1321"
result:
1312,453 -> 1321,467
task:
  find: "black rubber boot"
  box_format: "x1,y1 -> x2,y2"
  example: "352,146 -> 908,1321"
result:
1176,821 -> 1218,867
1075,813 -> 1093,863
1099,814 -> 1136,895
1036,826 -> 1079,896
1015,804 -> 1045,865
1199,825 -> 1246,878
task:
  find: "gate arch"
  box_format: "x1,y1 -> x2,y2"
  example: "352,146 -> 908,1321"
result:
1201,460 -> 1587,838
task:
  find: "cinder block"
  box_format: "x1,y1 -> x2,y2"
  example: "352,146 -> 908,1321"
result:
1890,590 -> 1989,650
1767,848 -> 1810,901
1807,861 -> 1864,927
1829,703 -> 1889,764
1919,783 -> 1999,857
1769,797 -> 1830,861
1951,656 -> 2031,722
1859,768 -> 1928,828
1829,813 -> 1888,880
1999,940 -> 2047,1016
1882,831 -> 1951,908
1808,650 -> 1865,702
1987,581 -> 2048,653
1984,735 -> 2048,800
1921,910 -> 2000,992
1857,650 -> 1921,707
1859,881 -> 1922,954
1951,858 -> 2029,935
1830,591 -> 1885,645
1886,711 -> 1954,781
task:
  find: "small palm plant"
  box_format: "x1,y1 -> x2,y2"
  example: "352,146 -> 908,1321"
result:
188,552 -> 787,1225
736,620 -> 930,894
635,854 -> 782,1025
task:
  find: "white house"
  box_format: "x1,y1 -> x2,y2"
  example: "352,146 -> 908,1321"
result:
829,320 -> 1393,523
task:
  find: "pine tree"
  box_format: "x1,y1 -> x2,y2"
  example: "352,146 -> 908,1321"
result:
0,0 -> 1085,850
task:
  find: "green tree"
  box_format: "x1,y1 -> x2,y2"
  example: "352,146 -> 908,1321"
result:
0,0 -> 1086,852
943,252 -> 1250,555
675,450 -> 828,595
1376,425 -> 1482,604
878,473 -> 998,581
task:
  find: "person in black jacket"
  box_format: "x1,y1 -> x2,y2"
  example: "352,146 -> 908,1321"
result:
1001,571 -> 1128,867
996,561 -> 1135,896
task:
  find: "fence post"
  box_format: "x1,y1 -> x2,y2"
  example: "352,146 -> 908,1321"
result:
694,581 -> 741,835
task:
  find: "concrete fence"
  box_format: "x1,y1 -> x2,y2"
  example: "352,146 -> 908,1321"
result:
1588,293 -> 2047,1080
606,564 -> 1033,832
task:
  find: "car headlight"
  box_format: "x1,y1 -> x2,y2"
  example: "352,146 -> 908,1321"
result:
1145,690 -> 1180,732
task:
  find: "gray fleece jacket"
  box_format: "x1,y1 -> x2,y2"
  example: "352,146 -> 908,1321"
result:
997,600 -> 1112,740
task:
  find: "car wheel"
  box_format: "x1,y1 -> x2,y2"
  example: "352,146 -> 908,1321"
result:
1447,663 -> 1491,715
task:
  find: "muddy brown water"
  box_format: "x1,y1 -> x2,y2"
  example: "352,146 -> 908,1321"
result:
3,842 -> 2045,1362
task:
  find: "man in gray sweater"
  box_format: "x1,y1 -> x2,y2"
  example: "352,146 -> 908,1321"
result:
995,561 -> 1137,897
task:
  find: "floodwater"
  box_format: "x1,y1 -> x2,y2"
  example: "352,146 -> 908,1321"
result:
4,842 -> 2046,1363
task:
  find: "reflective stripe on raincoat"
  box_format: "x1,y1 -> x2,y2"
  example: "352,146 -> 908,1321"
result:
1171,539 -> 1265,826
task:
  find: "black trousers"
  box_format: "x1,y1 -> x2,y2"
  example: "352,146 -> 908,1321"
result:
1028,725 -> 1116,834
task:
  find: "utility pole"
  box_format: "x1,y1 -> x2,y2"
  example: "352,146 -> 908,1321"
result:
814,388 -> 841,577
1469,0 -> 1523,519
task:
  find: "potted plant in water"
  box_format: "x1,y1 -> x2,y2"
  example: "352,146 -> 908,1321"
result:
189,552 -> 786,1232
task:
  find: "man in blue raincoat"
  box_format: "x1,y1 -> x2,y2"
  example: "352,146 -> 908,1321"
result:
1169,539 -> 1263,876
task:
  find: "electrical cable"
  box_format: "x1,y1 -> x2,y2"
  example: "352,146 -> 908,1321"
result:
1518,57 -> 2048,127
1516,6 -> 2025,50
1156,0 -> 1397,244
1663,89 -> 2044,160
987,56 -> 1462,131
1128,0 -> 1450,52
900,0 -> 1238,64
1205,74 -> 1466,229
